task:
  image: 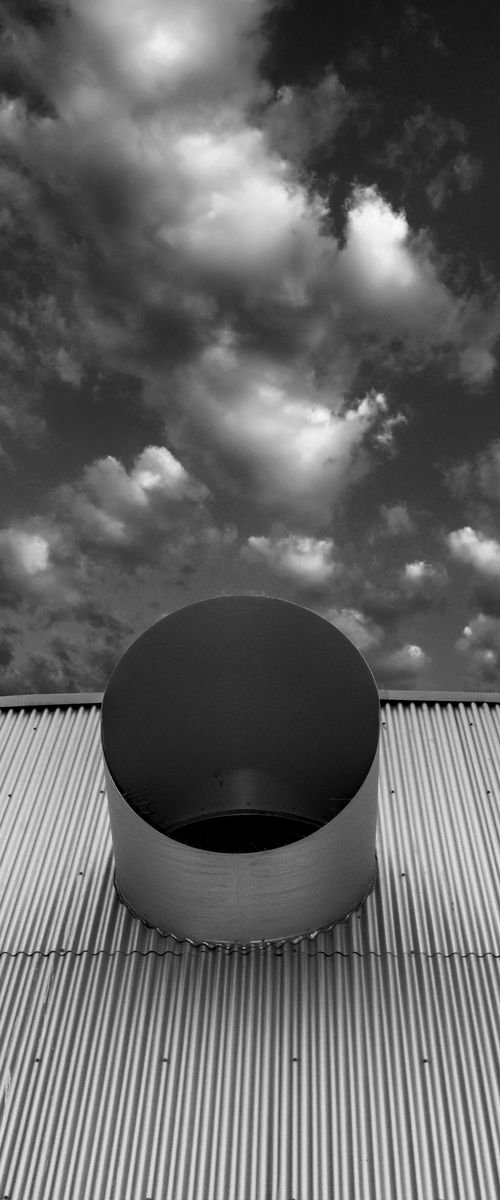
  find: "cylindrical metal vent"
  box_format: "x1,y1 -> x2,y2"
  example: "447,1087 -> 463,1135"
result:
102,595 -> 380,945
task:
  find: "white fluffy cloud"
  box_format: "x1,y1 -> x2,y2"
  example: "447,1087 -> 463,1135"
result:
57,445 -> 208,548
342,188 -> 418,292
335,188 -> 498,383
243,534 -> 337,587
448,527 -> 500,578
0,524 -> 80,606
162,125 -> 328,287
62,0 -> 268,109
0,528 -> 50,578
173,337 -> 403,522
401,560 -> 448,595
403,560 -> 429,582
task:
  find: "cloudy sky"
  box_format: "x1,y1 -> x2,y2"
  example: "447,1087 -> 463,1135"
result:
1,0 -> 500,694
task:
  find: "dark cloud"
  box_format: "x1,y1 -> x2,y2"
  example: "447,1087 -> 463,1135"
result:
378,502 -> 417,537
360,563 -> 448,628
471,579 -> 500,619
371,641 -> 430,687
455,613 -> 500,690
0,600 -> 135,695
0,633 -> 15,669
263,70 -> 351,171
0,637 -> 115,694
378,106 -> 480,214
464,440 -> 500,504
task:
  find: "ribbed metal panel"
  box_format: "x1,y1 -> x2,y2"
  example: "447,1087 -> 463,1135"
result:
1,952 -> 499,1199
1,698 -> 500,1197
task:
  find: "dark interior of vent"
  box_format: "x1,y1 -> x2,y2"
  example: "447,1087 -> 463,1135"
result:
167,810 -> 323,852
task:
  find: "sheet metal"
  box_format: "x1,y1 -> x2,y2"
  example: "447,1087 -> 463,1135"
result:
1,696 -> 500,1197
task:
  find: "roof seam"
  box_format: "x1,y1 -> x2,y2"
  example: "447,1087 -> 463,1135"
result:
1,948 -> 500,960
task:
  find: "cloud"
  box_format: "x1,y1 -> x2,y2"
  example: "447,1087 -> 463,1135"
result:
0,527 -> 50,576
360,558 -> 448,627
0,441 -> 213,619
2,0 -> 498,530
379,502 -> 416,536
448,527 -> 500,578
0,0 -> 499,706
263,71 -> 350,168
467,579 -> 500,619
169,339 -> 403,524
374,642 -> 430,685
0,518 -> 84,608
3,0 -> 500,698
341,188 -> 418,292
336,187 -> 498,384
0,525 -> 50,593
458,346 -> 496,386
446,439 -> 500,506
55,444 -> 208,551
242,534 -> 337,588
427,152 -> 482,211
380,104 -> 481,212
0,617 -> 133,696
456,613 -> 500,689
0,633 -> 15,671
401,559 -> 448,595
324,607 -> 383,654
63,0 -> 269,110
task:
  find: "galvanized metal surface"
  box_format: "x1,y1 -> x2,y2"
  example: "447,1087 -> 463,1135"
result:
102,596 -> 380,943
1,697 -> 500,1198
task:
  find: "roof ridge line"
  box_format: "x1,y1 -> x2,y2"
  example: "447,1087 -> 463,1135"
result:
2,688 -> 500,710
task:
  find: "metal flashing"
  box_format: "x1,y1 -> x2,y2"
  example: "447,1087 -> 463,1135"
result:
379,688 -> 500,703
0,692 -> 104,708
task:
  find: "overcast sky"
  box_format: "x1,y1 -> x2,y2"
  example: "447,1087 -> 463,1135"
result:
1,0 -> 500,694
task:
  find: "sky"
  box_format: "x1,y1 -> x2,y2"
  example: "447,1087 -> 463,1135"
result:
1,0 -> 500,694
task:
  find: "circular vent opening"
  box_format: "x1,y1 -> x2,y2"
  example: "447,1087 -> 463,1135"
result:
168,810 -> 323,852
102,595 -> 380,944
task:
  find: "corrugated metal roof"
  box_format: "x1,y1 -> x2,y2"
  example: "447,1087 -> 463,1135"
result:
1,695 -> 500,1197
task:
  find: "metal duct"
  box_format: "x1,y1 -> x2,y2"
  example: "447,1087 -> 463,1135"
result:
101,595 -> 380,944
